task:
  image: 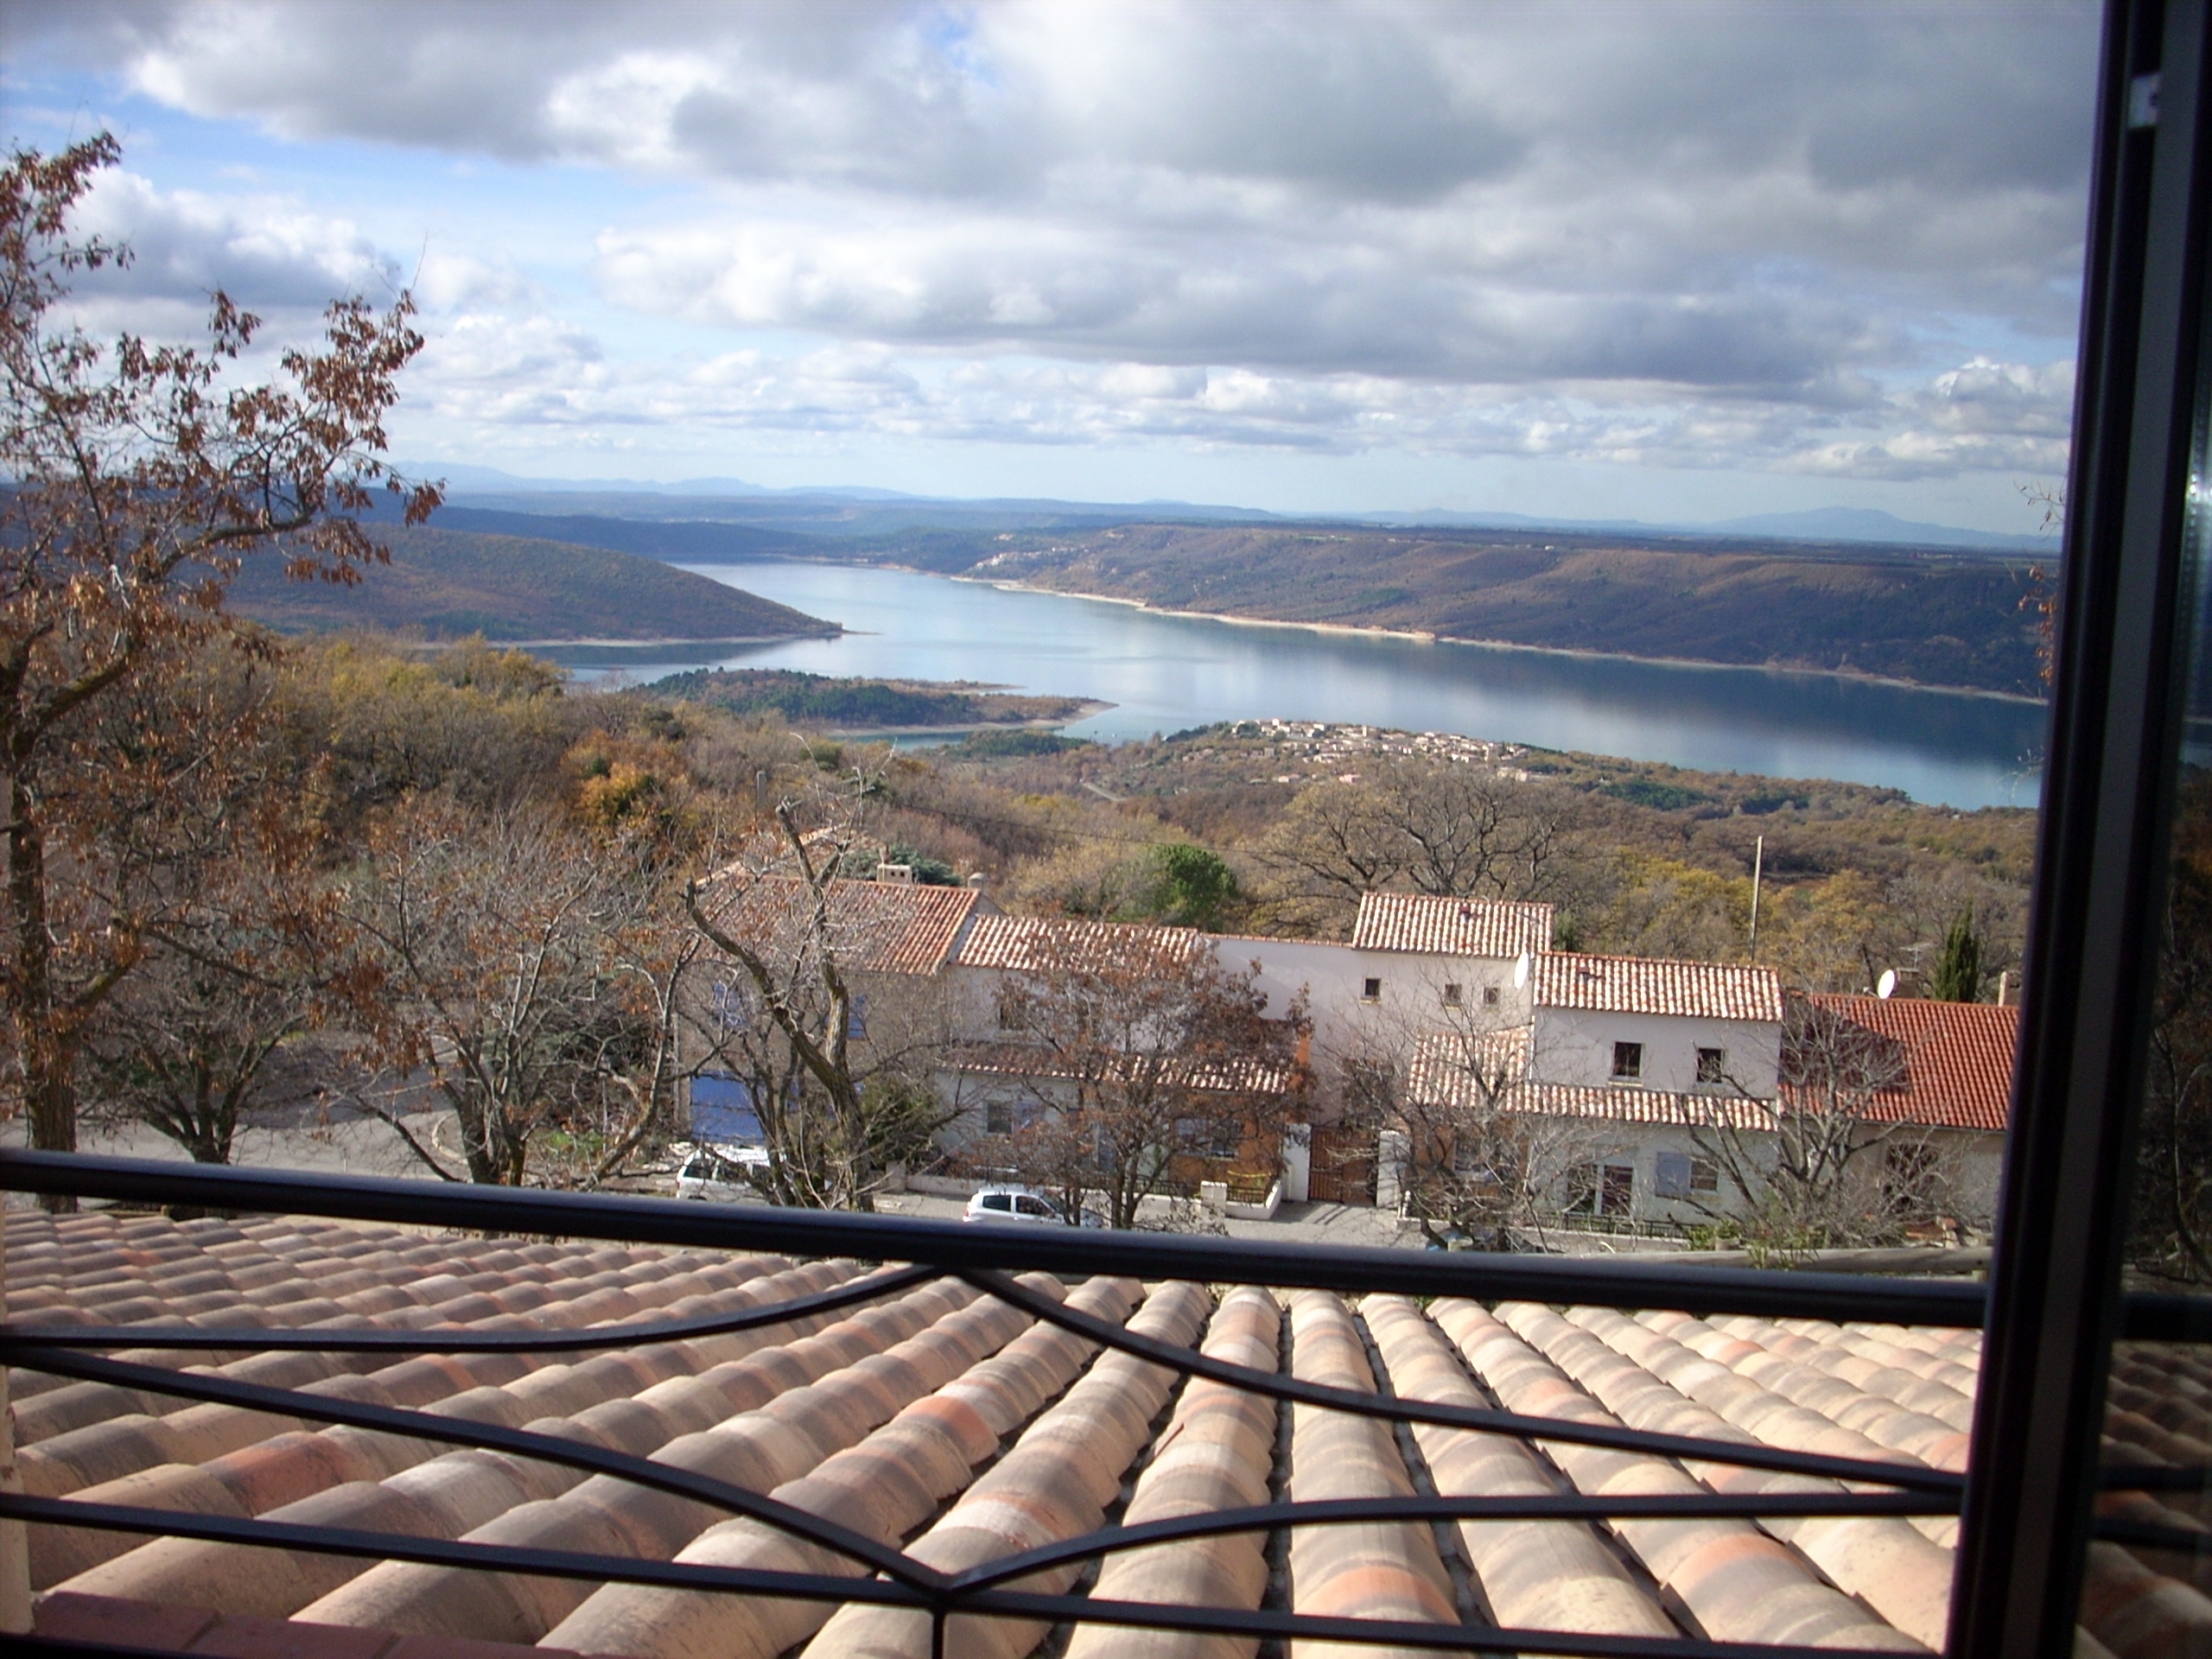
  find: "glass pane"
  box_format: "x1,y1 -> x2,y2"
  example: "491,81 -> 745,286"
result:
2080,226 -> 2212,1653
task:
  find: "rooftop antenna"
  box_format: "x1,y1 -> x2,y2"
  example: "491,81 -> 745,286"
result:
1877,968 -> 1898,999
1747,833 -> 1764,959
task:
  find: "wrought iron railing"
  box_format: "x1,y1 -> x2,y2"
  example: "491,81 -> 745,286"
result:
0,1148 -> 2196,1658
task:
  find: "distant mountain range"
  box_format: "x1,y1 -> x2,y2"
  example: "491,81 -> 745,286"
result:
398,462 -> 2050,552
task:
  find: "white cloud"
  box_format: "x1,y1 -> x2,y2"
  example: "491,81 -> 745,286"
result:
67,168 -> 395,310
14,0 -> 2101,488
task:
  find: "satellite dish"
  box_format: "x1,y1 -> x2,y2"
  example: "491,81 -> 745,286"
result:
1877,969 -> 1898,1000
1513,951 -> 1531,989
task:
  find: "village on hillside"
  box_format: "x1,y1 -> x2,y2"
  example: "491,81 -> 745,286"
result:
694,858 -> 2017,1254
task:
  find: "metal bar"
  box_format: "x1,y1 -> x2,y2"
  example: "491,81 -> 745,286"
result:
0,1261 -> 941,1354
2099,1462 -> 2212,1488
2089,1515 -> 2212,1553
0,1346 -> 940,1590
944,1491 -> 1958,1592
0,1149 -> 1987,1326
2,1288 -> 1964,1501
2113,1289 -> 2212,1340
0,1494 -> 1953,1659
1951,3 -> 2212,1656
957,1268 -> 1966,1495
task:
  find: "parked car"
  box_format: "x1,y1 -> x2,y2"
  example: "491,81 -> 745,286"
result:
675,1146 -> 768,1202
963,1185 -> 1096,1225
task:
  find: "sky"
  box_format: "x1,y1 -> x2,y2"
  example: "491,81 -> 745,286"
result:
2,1 -> 2101,531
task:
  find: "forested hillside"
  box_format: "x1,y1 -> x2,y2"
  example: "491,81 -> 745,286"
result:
954,524 -> 2050,697
226,524 -> 836,642
436,503 -> 2054,696
648,667 -> 1099,731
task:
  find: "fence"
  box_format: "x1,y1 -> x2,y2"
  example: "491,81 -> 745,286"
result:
0,1148 -> 2193,1658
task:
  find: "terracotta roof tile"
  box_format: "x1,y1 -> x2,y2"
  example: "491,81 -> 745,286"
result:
1792,993 -> 2019,1131
13,1205 -> 2194,1658
1534,952 -> 1784,1022
1350,893 -> 1555,957
702,874 -> 979,976
949,912 -> 1207,974
946,1039 -> 1301,1096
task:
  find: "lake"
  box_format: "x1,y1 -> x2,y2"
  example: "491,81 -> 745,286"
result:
563,561 -> 2047,810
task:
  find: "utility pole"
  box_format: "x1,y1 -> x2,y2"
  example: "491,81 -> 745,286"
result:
1747,834 -> 1764,960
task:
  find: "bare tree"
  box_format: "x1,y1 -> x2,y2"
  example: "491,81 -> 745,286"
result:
977,923 -> 1308,1228
1255,759 -> 1575,933
684,766 -> 954,1211
82,788 -> 360,1166
1335,976 -> 1600,1249
0,137 -> 435,1176
1691,995 -> 1952,1255
343,798 -> 655,1185
2133,768 -> 2212,1281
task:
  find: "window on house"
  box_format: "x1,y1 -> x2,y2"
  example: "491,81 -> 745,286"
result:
1695,1046 -> 1726,1084
1602,1163 -> 1635,1216
845,995 -> 868,1041
1566,1161 -> 1599,1213
708,980 -> 749,1032
1362,976 -> 1382,1001
985,1100 -> 1014,1136
1178,1116 -> 1242,1159
1442,982 -> 1464,1007
1482,986 -> 1500,1007
997,996 -> 1026,1030
1611,1040 -> 1643,1081
1567,1160 -> 1636,1216
1654,1152 -> 1719,1199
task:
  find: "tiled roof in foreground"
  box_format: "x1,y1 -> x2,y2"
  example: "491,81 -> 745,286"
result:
1351,892 -> 1556,957
10,1207 -> 2203,1659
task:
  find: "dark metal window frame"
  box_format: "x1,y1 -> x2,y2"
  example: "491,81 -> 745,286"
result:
1952,1 -> 2212,1653
3,6 -> 2208,1656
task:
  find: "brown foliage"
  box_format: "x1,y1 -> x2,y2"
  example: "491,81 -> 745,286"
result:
0,137 -> 435,1173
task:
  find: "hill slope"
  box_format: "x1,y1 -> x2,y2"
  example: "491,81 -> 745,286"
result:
227,525 -> 836,641
649,668 -> 1097,731
951,524 -> 2050,697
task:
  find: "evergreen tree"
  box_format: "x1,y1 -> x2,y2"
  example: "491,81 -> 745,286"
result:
1930,906 -> 1985,1002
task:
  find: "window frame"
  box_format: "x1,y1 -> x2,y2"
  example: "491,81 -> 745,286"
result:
1953,4 -> 2212,1652
1611,1039 -> 1644,1082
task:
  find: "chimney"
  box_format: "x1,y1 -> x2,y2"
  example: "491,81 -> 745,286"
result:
877,863 -> 916,885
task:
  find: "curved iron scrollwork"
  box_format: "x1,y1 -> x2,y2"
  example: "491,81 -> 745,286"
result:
0,1149 -> 2154,1656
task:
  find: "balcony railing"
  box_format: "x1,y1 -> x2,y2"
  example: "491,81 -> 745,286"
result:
0,1148 -> 2196,1658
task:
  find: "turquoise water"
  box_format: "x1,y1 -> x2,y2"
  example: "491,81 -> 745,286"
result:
580,561 -> 2045,810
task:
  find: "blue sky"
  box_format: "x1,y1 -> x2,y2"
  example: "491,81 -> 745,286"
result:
4,1 -> 2100,531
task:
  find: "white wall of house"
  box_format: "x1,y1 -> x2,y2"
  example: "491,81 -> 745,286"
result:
1529,1008 -> 1783,1097
1213,936 -> 1531,1055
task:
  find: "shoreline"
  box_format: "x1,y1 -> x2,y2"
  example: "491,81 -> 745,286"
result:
810,698 -> 1117,739
495,631 -> 842,649
962,575 -> 2047,706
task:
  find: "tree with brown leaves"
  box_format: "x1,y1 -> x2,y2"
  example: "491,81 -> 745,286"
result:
0,137 -> 435,1169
